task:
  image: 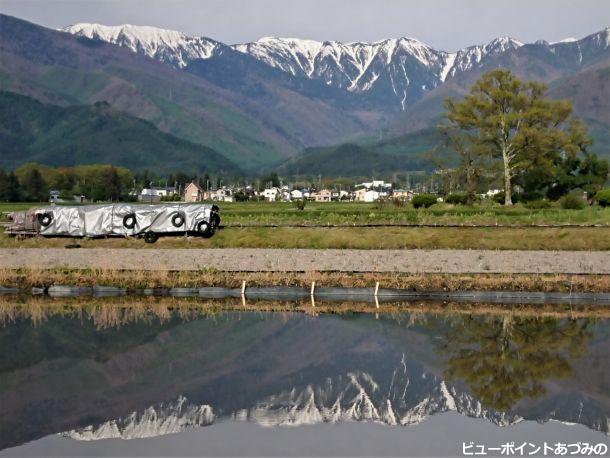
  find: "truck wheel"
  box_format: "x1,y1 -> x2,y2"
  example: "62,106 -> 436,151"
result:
197,220 -> 215,238
143,232 -> 159,243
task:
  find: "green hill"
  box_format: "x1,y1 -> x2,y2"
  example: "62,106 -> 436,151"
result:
0,14 -> 372,171
278,129 -> 441,177
0,91 -> 240,174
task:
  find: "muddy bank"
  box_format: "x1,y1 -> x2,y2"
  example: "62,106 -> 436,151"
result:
0,248 -> 609,274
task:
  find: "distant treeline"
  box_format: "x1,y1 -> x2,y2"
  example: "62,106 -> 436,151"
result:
0,164 -> 134,202
0,163 -> 249,202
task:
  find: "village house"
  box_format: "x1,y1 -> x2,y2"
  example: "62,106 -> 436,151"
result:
290,189 -> 304,200
209,187 -> 234,202
354,180 -> 392,202
183,182 -> 204,202
303,189 -> 315,200
356,180 -> 392,191
338,190 -> 351,200
315,189 -> 333,202
355,188 -> 383,202
392,189 -> 413,201
485,189 -> 502,198
140,186 -> 177,202
48,190 -> 62,203
279,186 -> 292,201
262,187 -> 281,202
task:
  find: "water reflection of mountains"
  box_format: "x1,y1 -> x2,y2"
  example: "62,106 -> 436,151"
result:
0,310 -> 608,450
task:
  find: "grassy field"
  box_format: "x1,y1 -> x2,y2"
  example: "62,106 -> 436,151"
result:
0,226 -> 608,250
215,201 -> 610,226
3,201 -> 610,226
2,201 -> 609,250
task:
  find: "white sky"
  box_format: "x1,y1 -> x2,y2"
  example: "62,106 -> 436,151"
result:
1,0 -> 609,50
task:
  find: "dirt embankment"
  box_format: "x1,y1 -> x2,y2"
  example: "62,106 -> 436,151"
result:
0,248 -> 608,274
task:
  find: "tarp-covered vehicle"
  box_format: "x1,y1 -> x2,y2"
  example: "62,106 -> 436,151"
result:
4,203 -> 220,243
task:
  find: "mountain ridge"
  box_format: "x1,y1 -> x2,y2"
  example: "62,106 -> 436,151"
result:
63,22 -> 610,112
0,14 -> 372,172
0,90 -> 240,174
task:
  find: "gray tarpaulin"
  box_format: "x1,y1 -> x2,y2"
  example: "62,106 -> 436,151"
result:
35,203 -> 216,236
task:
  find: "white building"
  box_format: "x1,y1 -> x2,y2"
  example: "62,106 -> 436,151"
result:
209,187 -> 234,202
338,190 -> 350,200
354,188 -> 381,202
262,187 -> 281,202
356,180 -> 392,190
139,187 -> 177,202
290,189 -> 304,200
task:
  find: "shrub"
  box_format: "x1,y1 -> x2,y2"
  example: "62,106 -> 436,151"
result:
493,192 -> 522,205
595,188 -> 610,207
292,199 -> 306,211
234,190 -> 250,202
445,192 -> 468,205
391,197 -> 406,208
412,193 -> 438,209
520,191 -> 544,202
524,199 -> 552,209
374,198 -> 389,210
559,192 -> 586,210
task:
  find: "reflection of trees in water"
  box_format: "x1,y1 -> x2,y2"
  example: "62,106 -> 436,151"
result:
0,300 -> 297,329
0,300 -> 212,329
440,315 -> 592,411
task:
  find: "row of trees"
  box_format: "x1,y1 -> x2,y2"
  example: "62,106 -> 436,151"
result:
442,69 -> 608,205
0,164 -> 244,203
0,164 -> 134,202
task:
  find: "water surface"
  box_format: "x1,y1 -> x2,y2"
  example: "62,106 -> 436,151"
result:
0,306 -> 608,456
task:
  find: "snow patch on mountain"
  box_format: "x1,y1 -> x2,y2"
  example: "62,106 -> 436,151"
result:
62,396 -> 214,441
62,23 -> 223,68
551,37 -> 578,45
59,350 -> 610,443
60,23 -> 610,110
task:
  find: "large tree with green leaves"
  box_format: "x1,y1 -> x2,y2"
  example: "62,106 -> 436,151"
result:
444,69 -> 589,205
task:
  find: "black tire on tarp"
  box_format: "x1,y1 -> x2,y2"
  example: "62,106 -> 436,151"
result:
171,212 -> 185,228
197,220 -> 215,238
123,213 -> 137,229
143,232 -> 159,243
37,212 -> 53,227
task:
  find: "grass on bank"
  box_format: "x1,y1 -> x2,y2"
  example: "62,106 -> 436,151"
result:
2,298 -> 608,329
2,269 -> 609,292
0,226 -> 608,250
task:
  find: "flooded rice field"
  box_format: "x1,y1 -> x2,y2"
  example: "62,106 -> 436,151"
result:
0,300 -> 608,457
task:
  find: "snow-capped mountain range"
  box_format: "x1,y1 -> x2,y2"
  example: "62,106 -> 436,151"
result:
61,353 -> 608,442
63,23 -> 610,110
62,365 -> 520,441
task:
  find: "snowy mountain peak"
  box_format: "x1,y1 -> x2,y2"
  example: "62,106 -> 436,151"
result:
62,24 -> 610,110
61,364 -> 520,442
63,23 -> 223,67
64,23 -> 187,44
62,395 -> 215,441
487,36 -> 523,48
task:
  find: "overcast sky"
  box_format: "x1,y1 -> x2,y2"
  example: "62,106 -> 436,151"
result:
1,0 -> 609,50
